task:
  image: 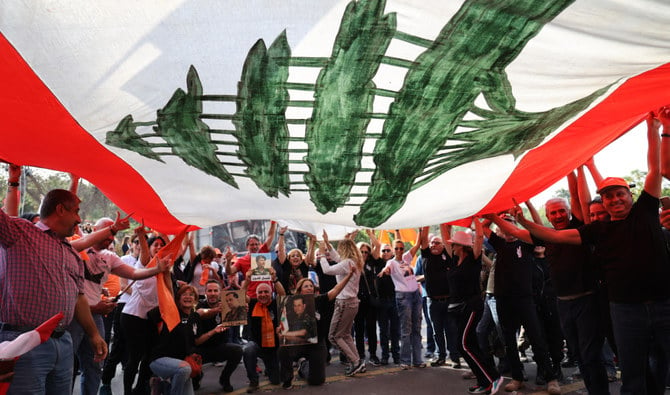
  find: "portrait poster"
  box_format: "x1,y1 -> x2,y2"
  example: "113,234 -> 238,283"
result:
250,253 -> 272,282
220,289 -> 248,327
278,294 -> 318,346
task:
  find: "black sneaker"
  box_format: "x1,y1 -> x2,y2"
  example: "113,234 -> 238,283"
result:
369,356 -> 381,366
219,375 -> 233,392
246,382 -> 259,393
380,357 -> 389,366
282,381 -> 293,390
431,358 -> 446,367
346,360 -> 366,376
192,373 -> 202,390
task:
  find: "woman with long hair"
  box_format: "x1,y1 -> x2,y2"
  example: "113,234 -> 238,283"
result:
276,226 -> 315,294
317,230 -> 365,376
444,220 -> 504,394
354,230 -> 382,365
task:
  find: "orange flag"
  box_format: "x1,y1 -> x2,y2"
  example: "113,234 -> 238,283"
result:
399,228 -> 418,246
378,230 -> 392,246
146,227 -> 188,331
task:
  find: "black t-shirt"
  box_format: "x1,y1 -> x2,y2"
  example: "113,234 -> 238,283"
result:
489,232 -> 535,297
148,308 -> 198,361
446,253 -> 482,303
578,191 -> 670,303
195,300 -> 228,348
314,294 -> 330,343
532,218 -> 598,297
371,257 -> 395,299
358,257 -> 380,300
279,260 -> 309,295
420,247 -> 452,297
313,260 -> 337,294
247,298 -> 279,349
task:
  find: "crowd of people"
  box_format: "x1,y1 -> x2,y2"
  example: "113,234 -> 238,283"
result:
1,109 -> 670,395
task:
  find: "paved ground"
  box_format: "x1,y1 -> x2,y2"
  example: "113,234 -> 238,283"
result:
80,350 -> 625,395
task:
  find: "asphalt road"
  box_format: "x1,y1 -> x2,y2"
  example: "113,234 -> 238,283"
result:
80,348 -> 625,395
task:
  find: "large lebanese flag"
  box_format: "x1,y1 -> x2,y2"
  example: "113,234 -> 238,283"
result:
1,1 -> 669,234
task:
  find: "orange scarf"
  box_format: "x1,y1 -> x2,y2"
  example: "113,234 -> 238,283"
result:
252,302 -> 275,347
199,262 -> 209,286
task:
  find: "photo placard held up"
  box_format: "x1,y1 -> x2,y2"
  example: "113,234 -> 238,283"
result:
250,253 -> 272,282
277,294 -> 318,346
220,289 -> 248,327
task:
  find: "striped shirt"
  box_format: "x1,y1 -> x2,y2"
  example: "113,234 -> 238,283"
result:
0,210 -> 84,328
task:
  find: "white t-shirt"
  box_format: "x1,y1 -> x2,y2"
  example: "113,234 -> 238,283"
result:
384,251 -> 419,293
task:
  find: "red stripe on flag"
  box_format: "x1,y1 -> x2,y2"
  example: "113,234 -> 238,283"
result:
478,63 -> 670,215
0,34 -> 189,233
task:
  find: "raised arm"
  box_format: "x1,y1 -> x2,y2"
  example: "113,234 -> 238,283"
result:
473,218 -> 483,260
4,164 -> 21,217
658,107 -> 670,184
224,247 -> 236,275
644,110 -> 662,198
585,156 -> 604,187
366,229 -> 381,259
419,226 -> 429,249
482,212 -> 533,244
407,229 -> 421,257
112,253 -> 172,280
277,225 -> 288,264
304,233 -> 316,267
524,200 -> 543,225
272,269 -> 286,297
513,203 -> 582,245
566,171 -> 583,222
577,165 -> 593,224
263,221 -> 277,251
69,173 -> 80,195
135,224 -> 151,267
71,212 -> 131,252
439,223 -> 453,256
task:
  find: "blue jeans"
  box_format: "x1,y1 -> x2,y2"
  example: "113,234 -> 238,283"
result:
149,357 -> 194,395
243,341 -> 280,385
428,298 -> 460,361
396,290 -> 422,365
422,296 -> 435,354
0,329 -> 73,394
68,313 -> 105,395
377,298 -> 400,361
609,299 -> 670,395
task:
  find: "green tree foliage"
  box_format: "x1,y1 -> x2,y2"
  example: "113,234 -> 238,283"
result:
0,165 -> 122,224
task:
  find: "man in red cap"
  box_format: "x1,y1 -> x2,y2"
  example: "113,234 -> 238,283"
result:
514,109 -> 670,395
